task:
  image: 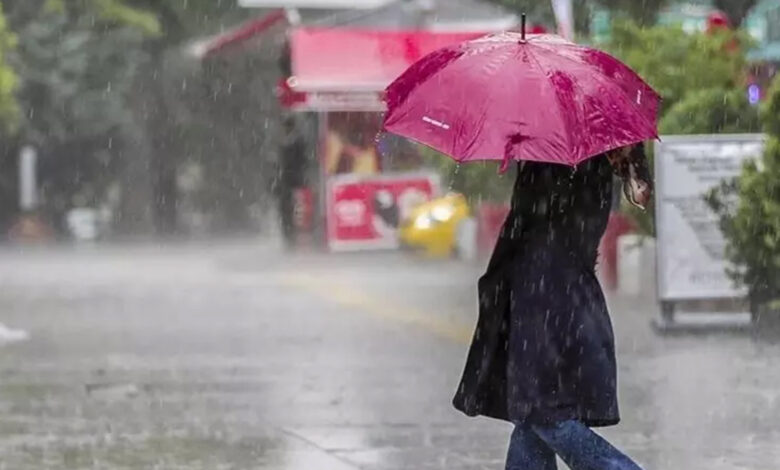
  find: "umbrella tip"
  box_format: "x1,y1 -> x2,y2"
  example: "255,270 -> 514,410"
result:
521,13 -> 526,41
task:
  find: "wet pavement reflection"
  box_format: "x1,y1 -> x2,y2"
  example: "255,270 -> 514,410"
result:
0,243 -> 778,469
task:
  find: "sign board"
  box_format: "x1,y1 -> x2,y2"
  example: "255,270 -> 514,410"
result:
326,172 -> 439,251
292,91 -> 386,113
655,134 -> 765,300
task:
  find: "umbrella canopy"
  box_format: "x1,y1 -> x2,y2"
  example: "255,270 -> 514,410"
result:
383,31 -> 660,169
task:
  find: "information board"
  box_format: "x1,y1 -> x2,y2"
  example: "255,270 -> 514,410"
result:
655,134 -> 765,300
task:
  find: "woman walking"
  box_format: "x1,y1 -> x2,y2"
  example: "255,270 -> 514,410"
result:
452,145 -> 651,470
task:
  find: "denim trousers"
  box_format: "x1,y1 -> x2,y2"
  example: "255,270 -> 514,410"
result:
506,420 -> 643,470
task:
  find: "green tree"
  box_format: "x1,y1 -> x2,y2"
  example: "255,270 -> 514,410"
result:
659,87 -> 761,135
607,21 -> 749,114
2,0 -> 154,229
708,76 -> 780,314
43,0 -> 159,34
107,0 -> 250,234
0,4 -> 19,232
2,0 -> 269,235
0,4 -> 18,135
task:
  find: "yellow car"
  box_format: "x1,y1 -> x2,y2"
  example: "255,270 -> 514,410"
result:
399,193 -> 471,258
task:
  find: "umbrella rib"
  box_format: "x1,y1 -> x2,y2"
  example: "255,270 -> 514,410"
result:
459,45 -> 520,163
534,44 -> 659,148
524,47 -> 574,164
543,46 -> 659,137
589,69 -> 659,139
401,41 -> 512,104
589,52 -> 659,136
535,45 -> 657,106
387,46 -> 467,112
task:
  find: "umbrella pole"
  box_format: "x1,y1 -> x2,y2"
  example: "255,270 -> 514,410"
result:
521,13 -> 526,41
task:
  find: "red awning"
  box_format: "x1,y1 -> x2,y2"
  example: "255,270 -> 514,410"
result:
285,27 -> 485,111
195,10 -> 288,59
289,28 -> 484,93
201,22 -> 491,111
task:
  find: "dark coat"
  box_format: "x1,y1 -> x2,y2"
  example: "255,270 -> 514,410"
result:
453,157 -> 619,427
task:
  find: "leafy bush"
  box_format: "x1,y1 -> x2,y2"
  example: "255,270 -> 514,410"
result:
607,21 -> 750,114
0,4 -> 18,135
707,76 -> 780,313
659,87 -> 761,135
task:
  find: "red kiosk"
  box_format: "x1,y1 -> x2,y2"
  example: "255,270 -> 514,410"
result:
197,6 -> 512,251
282,27 -> 490,250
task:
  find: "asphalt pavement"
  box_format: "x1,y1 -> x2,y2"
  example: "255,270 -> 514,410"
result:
0,240 -> 778,469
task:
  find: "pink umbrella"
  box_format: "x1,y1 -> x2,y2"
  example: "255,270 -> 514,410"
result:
383,23 -> 660,171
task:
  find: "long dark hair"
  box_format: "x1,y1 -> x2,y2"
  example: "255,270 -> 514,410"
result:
607,143 -> 653,208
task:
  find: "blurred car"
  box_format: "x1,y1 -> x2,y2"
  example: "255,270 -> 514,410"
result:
399,193 -> 471,258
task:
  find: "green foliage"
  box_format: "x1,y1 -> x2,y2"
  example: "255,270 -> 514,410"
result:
124,0 -> 244,45
659,87 -> 761,135
708,76 -> 780,312
0,4 -> 18,135
43,0 -> 160,35
763,73 -> 780,136
421,149 -> 515,204
597,0 -> 668,26
89,0 -> 160,35
13,11 -> 146,144
0,0 -> 150,223
122,0 -> 255,233
1,0 -> 253,233
607,21 -> 750,114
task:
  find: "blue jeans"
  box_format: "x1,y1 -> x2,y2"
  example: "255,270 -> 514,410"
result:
506,420 -> 643,470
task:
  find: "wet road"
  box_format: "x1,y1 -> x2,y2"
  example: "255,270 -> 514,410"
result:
0,241 -> 778,469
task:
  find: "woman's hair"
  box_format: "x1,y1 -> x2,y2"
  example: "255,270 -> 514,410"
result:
607,143 -> 653,208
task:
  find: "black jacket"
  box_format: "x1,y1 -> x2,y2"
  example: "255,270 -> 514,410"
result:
453,157 -> 619,427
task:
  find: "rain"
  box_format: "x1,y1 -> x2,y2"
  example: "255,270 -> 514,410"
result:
0,0 -> 779,469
